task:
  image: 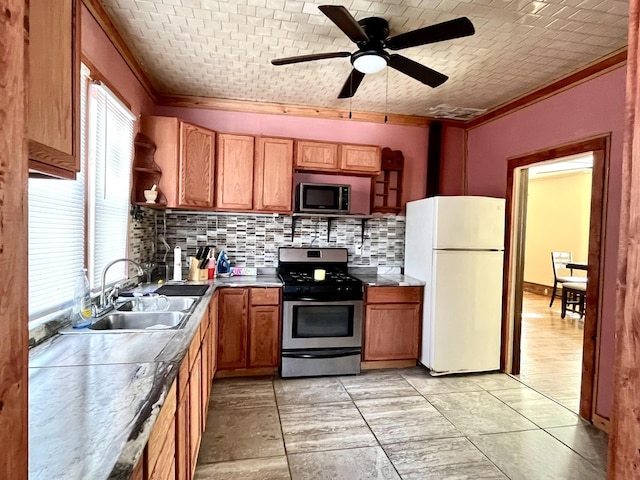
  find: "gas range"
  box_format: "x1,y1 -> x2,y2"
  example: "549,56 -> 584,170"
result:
277,247 -> 363,378
277,248 -> 363,301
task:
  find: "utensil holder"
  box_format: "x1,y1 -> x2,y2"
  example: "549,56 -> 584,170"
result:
188,257 -> 209,281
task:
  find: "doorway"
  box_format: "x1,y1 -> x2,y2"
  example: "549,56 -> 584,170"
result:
501,135 -> 609,422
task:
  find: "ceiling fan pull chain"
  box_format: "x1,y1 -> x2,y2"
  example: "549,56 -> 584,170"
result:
349,76 -> 353,118
385,68 -> 389,123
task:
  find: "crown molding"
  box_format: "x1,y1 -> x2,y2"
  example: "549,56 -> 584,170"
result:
466,48 -> 627,129
81,0 -> 157,103
156,94 -> 464,127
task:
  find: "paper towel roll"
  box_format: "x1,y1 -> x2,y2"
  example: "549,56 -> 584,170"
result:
173,246 -> 182,281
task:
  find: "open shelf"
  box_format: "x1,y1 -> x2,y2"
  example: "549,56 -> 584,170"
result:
290,213 -> 374,242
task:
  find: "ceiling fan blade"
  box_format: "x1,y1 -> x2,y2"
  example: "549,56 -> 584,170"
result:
385,17 -> 475,50
271,51 -> 351,66
338,69 -> 366,98
319,5 -> 369,44
388,55 -> 448,88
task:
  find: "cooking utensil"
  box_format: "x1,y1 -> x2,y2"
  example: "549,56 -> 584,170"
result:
198,246 -> 210,269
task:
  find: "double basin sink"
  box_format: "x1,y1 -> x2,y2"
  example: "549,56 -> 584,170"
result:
65,296 -> 199,333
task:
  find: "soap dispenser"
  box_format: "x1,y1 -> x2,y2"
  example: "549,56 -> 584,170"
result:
72,268 -> 92,328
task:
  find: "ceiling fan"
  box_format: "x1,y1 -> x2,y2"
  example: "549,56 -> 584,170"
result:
271,5 -> 475,99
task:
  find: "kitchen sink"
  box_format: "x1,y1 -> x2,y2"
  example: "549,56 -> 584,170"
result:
88,312 -> 186,331
115,296 -> 197,313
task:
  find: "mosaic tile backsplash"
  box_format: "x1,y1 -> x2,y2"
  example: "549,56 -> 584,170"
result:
132,211 -> 405,276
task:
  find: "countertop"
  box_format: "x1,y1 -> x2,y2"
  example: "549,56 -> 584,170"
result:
28,272 -> 420,479
28,275 -> 281,480
353,273 -> 425,287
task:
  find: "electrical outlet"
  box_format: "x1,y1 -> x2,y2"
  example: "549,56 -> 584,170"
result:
355,245 -> 362,255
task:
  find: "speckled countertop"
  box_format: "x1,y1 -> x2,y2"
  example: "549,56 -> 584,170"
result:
353,273 -> 425,287
28,276 -> 282,480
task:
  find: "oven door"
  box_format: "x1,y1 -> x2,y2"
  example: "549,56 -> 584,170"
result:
282,300 -> 363,350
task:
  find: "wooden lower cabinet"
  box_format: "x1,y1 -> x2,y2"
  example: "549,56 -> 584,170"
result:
363,287 -> 423,362
175,385 -> 190,480
143,382 -> 176,480
217,289 -> 249,369
189,347 -> 202,471
248,305 -> 280,367
217,287 -> 281,375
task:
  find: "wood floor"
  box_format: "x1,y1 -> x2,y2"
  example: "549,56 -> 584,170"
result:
515,292 -> 584,413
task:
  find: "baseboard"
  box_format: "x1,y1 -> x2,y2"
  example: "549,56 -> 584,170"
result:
214,367 -> 277,378
592,413 -> 611,433
361,360 -> 417,370
523,281 -> 555,297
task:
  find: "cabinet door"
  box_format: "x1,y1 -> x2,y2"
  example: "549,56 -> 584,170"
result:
179,122 -> 215,208
189,352 -> 202,471
28,0 -> 79,177
248,305 -> 281,368
201,329 -> 210,432
254,137 -> 294,212
295,141 -> 339,171
175,389 -> 190,480
217,289 -> 249,369
364,304 -> 421,361
216,134 -> 255,210
340,144 -> 381,174
210,291 -> 219,377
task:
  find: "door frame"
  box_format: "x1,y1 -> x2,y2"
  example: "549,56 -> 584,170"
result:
501,134 -> 610,420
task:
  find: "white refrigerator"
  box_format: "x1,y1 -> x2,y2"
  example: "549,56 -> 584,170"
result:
404,196 -> 506,375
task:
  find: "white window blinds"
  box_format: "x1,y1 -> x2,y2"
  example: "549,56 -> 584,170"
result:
27,64 -> 89,320
86,82 -> 135,289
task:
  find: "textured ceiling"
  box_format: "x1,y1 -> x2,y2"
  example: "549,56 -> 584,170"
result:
101,0 -> 628,119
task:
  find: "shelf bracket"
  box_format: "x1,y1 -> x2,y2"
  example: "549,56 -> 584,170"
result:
360,218 -> 369,245
327,217 -> 333,241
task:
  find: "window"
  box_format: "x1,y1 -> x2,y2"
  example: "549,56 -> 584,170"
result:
86,81 -> 135,288
27,64 -> 135,321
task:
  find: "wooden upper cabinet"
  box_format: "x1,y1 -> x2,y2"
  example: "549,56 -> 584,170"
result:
28,0 -> 80,178
140,116 -> 215,209
295,141 -> 339,172
254,137 -> 294,213
180,123 -> 215,208
340,144 -> 382,174
216,134 -> 255,210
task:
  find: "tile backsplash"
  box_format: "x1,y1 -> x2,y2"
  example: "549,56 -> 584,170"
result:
129,210 -> 406,275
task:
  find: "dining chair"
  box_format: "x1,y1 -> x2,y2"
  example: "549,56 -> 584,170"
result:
561,282 -> 587,319
550,251 -> 587,307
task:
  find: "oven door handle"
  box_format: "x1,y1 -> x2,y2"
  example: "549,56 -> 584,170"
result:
282,349 -> 360,359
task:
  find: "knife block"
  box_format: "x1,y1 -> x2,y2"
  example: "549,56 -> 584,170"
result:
188,257 -> 209,281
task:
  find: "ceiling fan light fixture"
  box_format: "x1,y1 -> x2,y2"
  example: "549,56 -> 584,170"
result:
352,51 -> 387,74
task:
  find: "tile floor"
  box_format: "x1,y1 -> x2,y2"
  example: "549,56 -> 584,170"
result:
194,368 -> 608,480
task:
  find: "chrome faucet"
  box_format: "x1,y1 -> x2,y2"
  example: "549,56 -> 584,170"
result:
100,258 -> 144,308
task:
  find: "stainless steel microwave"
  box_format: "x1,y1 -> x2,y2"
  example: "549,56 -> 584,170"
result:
295,183 -> 351,214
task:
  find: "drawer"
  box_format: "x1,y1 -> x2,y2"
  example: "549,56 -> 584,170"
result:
147,381 -> 176,474
366,286 -> 423,304
250,288 -> 280,306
